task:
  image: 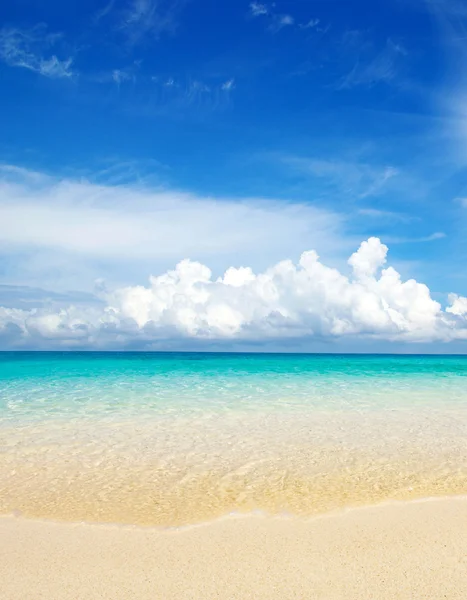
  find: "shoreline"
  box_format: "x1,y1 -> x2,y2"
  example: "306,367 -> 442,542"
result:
2,496 -> 467,599
3,491 -> 467,531
4,404 -> 467,528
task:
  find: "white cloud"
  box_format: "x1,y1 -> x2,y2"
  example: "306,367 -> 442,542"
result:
269,14 -> 295,33
249,3 -> 295,33
300,19 -> 320,29
249,2 -> 268,17
150,75 -> 233,108
447,294 -> 467,316
358,208 -> 416,223
283,156 -> 398,199
0,165 -> 349,292
124,0 -> 157,28
0,189 -> 335,260
93,0 -> 116,24
416,232 -> 446,241
2,236 -> 467,348
385,232 -> 446,244
120,0 -> 182,44
337,39 -> 405,90
278,15 -> 294,26
2,166 -> 465,349
0,26 -> 74,79
221,78 -> 235,91
112,69 -> 132,84
358,166 -> 398,198
110,64 -> 141,85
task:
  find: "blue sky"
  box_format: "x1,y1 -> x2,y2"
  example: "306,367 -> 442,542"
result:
1,0 -> 467,350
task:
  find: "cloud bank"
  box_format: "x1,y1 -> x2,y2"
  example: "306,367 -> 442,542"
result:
0,165 -> 465,350
1,237 -> 467,349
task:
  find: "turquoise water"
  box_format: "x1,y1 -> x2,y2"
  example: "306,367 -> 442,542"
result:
2,352 -> 467,419
1,352 -> 467,525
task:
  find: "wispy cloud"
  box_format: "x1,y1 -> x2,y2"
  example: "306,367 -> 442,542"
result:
425,0 -> 467,21
249,2 -> 268,17
0,164 -> 348,292
112,68 -> 133,85
422,0 -> 467,164
119,0 -> 186,45
0,25 -> 74,79
248,2 -> 295,33
421,232 -> 447,241
91,60 -> 141,86
358,208 -> 416,223
140,75 -> 236,114
359,166 -> 398,199
90,69 -> 235,115
221,78 -> 235,91
269,14 -> 295,33
93,0 -> 117,24
299,18 -> 320,30
85,157 -> 168,186
93,0 -> 188,47
386,232 -> 446,244
337,39 -> 406,90
0,164 -> 51,185
283,156 -> 399,200
184,79 -> 211,104
0,284 -> 102,311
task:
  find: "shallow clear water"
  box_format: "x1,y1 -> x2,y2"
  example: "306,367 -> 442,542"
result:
1,352 -> 467,525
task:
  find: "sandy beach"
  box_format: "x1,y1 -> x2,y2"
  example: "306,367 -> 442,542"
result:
2,497 -> 467,599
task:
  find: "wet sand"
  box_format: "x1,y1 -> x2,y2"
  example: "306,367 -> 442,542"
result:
1,497 -> 467,599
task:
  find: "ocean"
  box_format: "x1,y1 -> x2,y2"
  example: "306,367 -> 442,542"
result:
1,352 -> 467,526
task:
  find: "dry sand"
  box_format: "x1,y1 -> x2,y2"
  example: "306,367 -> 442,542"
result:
1,497 -> 467,599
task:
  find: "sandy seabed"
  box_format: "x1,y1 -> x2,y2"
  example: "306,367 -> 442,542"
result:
1,497 -> 467,600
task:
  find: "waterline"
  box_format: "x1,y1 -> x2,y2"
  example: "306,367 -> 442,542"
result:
1,352 -> 467,525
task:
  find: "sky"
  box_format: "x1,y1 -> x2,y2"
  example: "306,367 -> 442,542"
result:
1,0 -> 467,350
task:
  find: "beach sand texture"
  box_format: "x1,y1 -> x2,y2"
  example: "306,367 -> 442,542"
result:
2,354 -> 467,598
1,498 -> 467,600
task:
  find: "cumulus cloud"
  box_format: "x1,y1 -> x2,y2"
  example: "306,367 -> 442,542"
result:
446,294 -> 467,316
1,165 -> 466,349
1,237 -> 467,349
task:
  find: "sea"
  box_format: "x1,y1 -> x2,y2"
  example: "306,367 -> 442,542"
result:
1,351 -> 467,526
